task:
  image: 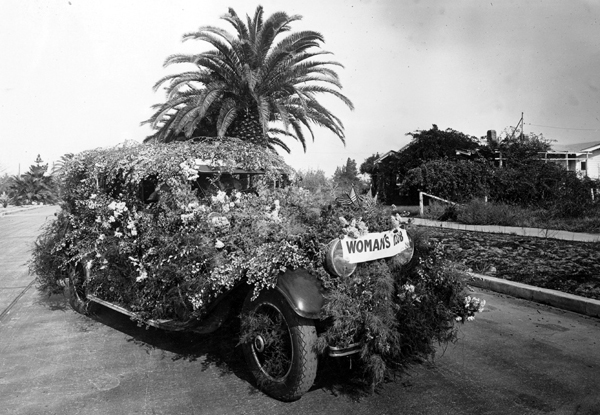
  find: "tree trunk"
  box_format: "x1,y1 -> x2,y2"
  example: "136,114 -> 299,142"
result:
228,108 -> 267,147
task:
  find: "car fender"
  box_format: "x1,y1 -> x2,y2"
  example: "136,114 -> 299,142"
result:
276,268 -> 325,319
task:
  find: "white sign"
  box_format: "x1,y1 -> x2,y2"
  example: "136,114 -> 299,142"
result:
341,229 -> 410,264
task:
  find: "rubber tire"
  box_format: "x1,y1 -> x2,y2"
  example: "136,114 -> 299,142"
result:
66,263 -> 91,315
241,289 -> 318,401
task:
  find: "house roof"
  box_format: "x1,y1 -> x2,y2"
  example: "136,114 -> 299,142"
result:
551,141 -> 600,153
375,150 -> 398,164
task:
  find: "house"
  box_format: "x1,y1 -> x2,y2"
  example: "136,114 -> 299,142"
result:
542,141 -> 600,179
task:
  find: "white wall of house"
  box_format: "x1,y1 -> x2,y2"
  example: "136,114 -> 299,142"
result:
587,149 -> 600,179
544,142 -> 600,179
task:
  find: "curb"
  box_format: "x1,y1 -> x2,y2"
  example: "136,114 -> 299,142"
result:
0,205 -> 45,217
467,272 -> 600,319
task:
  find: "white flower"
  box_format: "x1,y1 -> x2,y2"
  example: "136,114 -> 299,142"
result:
402,283 -> 415,293
455,316 -> 463,322
210,215 -> 230,228
136,269 -> 148,282
181,213 -> 194,223
114,231 -> 123,238
467,316 -> 475,321
215,240 -> 225,249
211,191 -> 227,204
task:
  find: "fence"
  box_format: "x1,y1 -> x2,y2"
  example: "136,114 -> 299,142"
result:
419,192 -> 458,217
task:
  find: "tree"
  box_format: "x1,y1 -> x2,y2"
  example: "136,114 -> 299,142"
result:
360,153 -> 380,196
332,158 -> 361,190
399,158 -> 495,203
9,155 -> 56,205
394,125 -> 481,178
374,125 -> 480,204
143,6 -> 353,152
0,173 -> 10,195
296,168 -> 331,193
493,127 -> 553,167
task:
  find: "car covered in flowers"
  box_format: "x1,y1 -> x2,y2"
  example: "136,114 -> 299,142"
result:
31,138 -> 484,401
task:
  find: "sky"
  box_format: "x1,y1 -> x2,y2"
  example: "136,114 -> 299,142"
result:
1,0 -> 600,176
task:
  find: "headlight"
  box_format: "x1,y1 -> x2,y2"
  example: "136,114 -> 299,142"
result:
324,238 -> 357,278
393,231 -> 414,266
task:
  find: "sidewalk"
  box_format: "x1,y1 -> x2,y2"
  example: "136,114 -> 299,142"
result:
411,217 -> 600,242
0,204 -> 46,217
412,218 -> 600,319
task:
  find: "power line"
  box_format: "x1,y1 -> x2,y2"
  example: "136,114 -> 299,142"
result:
527,122 -> 600,132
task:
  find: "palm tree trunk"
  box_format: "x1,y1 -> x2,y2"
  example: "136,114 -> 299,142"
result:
228,108 -> 267,146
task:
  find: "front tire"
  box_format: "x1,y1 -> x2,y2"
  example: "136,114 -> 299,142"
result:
241,289 -> 318,401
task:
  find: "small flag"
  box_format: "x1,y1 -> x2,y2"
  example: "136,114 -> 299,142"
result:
349,186 -> 357,204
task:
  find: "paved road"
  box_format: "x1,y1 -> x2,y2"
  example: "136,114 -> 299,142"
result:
1,207 -> 599,415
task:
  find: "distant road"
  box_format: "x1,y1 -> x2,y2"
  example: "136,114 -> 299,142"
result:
0,205 -> 58,319
1,205 -> 599,415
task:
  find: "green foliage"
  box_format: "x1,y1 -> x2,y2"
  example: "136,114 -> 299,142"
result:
333,158 -> 365,193
455,199 -> 538,226
494,129 -> 553,166
373,126 -> 480,204
451,198 -> 600,232
395,126 -> 480,178
359,154 -> 379,176
30,211 -> 72,295
31,139 -> 476,392
9,155 -> 56,205
0,173 -> 11,195
296,168 -> 331,194
143,6 -> 353,152
399,158 -> 495,203
0,192 -> 10,208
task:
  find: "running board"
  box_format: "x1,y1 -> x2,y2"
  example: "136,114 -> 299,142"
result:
87,294 -> 227,334
87,294 -> 183,330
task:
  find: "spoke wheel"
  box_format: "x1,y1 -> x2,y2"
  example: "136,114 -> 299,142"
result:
242,289 -> 317,401
66,263 -> 90,315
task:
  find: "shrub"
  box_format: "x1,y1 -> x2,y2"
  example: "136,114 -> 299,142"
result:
456,199 -> 539,227
31,139 -> 481,391
399,158 -> 494,204
0,192 -> 9,208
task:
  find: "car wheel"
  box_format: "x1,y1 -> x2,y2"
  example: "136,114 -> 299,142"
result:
66,263 -> 90,315
241,289 -> 318,401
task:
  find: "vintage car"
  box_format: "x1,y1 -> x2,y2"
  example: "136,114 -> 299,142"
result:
32,138 -> 479,401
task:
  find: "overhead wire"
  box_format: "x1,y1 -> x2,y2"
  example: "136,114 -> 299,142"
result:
527,122 -> 600,132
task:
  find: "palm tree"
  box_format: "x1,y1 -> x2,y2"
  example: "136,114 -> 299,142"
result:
142,6 -> 353,152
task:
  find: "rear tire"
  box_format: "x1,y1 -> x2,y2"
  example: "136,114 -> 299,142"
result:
241,289 -> 318,401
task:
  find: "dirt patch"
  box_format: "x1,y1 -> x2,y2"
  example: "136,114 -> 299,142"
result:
426,228 -> 600,300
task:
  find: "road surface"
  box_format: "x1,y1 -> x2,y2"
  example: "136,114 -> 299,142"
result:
1,206 -> 599,414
